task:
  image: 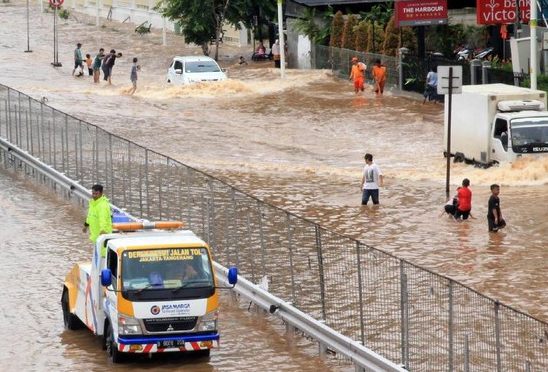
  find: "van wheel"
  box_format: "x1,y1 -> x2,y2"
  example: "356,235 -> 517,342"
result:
106,324 -> 125,363
453,153 -> 465,163
62,290 -> 83,330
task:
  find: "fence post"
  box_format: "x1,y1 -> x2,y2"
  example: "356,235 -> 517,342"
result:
286,213 -> 296,303
257,200 -> 266,278
231,189 -> 239,267
494,301 -> 502,372
225,207 -> 231,267
356,241 -> 366,345
208,179 -> 216,250
398,47 -> 409,91
482,60 -> 491,85
448,280 -> 454,372
400,261 -> 409,369
525,360 -> 531,372
185,166 -> 192,229
315,224 -> 327,321
246,214 -> 256,283
144,149 -> 150,218
470,59 -> 481,85
464,333 -> 470,372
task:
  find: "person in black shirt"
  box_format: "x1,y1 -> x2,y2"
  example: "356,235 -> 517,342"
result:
487,184 -> 506,232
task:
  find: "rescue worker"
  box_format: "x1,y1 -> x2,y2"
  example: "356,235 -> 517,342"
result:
349,57 -> 366,94
82,184 -> 112,255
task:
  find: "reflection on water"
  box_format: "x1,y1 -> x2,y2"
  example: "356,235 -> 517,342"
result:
2,1 -> 548,327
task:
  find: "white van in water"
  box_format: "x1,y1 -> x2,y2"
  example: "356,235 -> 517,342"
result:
166,56 -> 227,84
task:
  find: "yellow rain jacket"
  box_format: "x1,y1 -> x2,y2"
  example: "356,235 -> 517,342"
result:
86,195 -> 113,243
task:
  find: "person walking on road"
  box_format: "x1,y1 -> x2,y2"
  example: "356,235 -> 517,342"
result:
83,184 -> 113,255
371,59 -> 386,96
487,184 -> 506,232
454,178 -> 472,220
272,39 -> 281,68
72,43 -> 84,76
361,153 -> 384,205
349,57 -> 366,94
423,67 -> 439,104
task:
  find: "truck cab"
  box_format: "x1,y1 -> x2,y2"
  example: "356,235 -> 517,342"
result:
490,104 -> 548,164
62,221 -> 237,363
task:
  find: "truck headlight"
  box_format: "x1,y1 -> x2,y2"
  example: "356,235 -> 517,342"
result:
118,314 -> 142,335
197,310 -> 218,331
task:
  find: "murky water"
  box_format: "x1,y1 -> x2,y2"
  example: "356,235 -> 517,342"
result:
1,0 -> 548,356
0,167 -> 351,372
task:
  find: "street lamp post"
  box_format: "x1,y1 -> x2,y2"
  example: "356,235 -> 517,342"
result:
277,0 -> 285,79
530,0 -> 537,89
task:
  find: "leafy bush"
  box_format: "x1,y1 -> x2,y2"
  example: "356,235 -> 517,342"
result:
59,8 -> 70,20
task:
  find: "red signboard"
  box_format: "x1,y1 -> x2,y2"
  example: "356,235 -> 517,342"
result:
477,0 -> 530,24
395,0 -> 448,27
49,0 -> 64,8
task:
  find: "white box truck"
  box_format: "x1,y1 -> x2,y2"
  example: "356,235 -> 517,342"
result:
444,84 -> 548,166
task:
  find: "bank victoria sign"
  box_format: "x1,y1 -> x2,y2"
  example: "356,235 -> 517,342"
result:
477,0 -> 531,24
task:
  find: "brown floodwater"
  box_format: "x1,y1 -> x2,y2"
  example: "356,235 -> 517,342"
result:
1,0 -> 548,362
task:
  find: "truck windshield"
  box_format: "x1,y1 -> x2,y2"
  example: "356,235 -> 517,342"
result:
185,61 -> 221,73
121,247 -> 214,295
511,118 -> 548,153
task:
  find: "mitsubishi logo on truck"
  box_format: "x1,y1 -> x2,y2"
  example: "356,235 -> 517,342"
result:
167,324 -> 174,331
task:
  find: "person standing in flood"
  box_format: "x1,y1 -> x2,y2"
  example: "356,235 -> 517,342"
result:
272,39 -> 281,68
454,178 -> 472,220
83,184 -> 113,256
487,184 -> 506,232
422,67 -> 439,104
371,59 -> 386,96
361,153 -> 384,205
102,49 -> 123,85
72,43 -> 84,76
129,57 -> 140,95
349,57 -> 366,94
92,48 -> 105,83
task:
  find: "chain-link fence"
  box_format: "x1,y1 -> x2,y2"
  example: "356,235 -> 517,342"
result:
313,45 -> 399,87
1,84 -> 547,371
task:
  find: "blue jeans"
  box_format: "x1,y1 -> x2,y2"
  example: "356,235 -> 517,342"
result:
362,189 -> 379,205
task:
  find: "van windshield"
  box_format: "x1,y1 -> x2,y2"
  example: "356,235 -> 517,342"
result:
511,118 -> 548,153
121,247 -> 214,292
185,61 -> 221,73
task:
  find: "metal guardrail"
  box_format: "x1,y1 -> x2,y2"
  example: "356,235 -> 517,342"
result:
0,136 -> 405,372
214,262 -> 407,372
2,84 -> 548,371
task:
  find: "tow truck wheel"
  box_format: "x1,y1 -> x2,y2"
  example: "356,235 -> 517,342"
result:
195,349 -> 211,358
106,324 -> 125,363
62,290 -> 83,330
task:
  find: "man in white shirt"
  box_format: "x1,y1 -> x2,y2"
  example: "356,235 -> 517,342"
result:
361,153 -> 384,205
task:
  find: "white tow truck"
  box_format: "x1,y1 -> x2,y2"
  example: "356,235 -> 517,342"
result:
444,84 -> 548,166
61,220 -> 237,362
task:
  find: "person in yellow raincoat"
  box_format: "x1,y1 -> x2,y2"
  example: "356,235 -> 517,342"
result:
82,184 -> 112,255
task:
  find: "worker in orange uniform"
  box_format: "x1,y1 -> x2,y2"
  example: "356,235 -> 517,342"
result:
372,59 -> 386,96
349,57 -> 366,94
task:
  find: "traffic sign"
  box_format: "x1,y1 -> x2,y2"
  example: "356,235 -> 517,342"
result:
49,0 -> 64,8
437,66 -> 462,95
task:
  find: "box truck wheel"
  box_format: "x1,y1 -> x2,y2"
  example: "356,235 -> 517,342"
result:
62,289 -> 83,330
453,153 -> 465,163
106,324 -> 125,363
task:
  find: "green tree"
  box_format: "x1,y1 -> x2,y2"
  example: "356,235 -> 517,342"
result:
156,0 -> 273,60
293,6 -> 333,45
330,11 -> 344,48
361,3 -> 392,53
355,20 -> 368,52
365,21 -> 384,54
341,13 -> 357,50
381,16 -> 399,56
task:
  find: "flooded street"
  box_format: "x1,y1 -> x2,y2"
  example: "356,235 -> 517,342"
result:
1,0 -> 548,363
0,168 -> 351,372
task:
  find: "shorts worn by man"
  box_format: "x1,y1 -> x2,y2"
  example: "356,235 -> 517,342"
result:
83,184 -> 113,255
361,153 -> 384,205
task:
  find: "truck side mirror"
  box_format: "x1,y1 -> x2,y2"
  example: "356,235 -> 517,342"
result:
101,269 -> 112,287
227,267 -> 238,285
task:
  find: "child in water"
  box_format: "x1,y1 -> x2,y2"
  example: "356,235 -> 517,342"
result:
85,54 -> 93,76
